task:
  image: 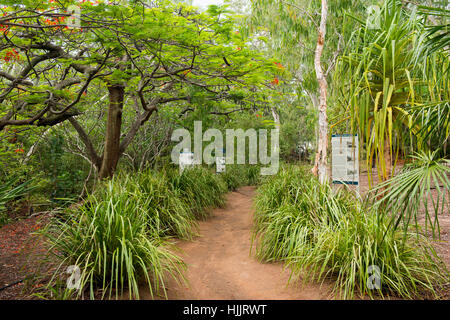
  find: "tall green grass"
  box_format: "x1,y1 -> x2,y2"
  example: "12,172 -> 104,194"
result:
166,166 -> 228,219
42,177 -> 185,300
126,170 -> 196,239
253,165 -> 449,299
0,177 -> 35,226
220,164 -> 261,191
371,151 -> 450,239
40,165 -> 236,299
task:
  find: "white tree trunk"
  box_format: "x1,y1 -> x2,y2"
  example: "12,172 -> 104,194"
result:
271,106 -> 280,129
312,0 -> 328,184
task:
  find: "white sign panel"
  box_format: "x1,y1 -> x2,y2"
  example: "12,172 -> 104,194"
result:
332,134 -> 359,185
216,156 -> 226,173
179,150 -> 194,173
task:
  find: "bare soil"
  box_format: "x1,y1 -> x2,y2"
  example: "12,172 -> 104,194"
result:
143,186 -> 334,300
0,214 -> 48,299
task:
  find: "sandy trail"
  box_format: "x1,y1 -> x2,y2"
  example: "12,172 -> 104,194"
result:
144,186 -> 332,300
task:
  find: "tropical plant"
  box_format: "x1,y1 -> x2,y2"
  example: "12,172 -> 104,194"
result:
0,177 -> 35,226
41,177 -> 186,300
167,166 -> 228,219
219,164 -> 260,190
372,150 -> 450,239
335,0 -> 449,183
253,165 -> 449,299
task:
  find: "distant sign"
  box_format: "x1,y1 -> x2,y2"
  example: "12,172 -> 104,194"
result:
179,149 -> 194,173
331,134 -> 359,185
216,156 -> 226,173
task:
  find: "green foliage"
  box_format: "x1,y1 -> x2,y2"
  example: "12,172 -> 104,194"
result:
167,166 -> 228,219
253,165 -> 448,299
220,164 -> 261,191
372,151 -> 450,239
39,165 -> 239,299
34,131 -> 91,203
334,0 -> 449,181
0,177 -> 35,226
278,105 -> 316,162
121,170 -> 197,239
417,4 -> 450,55
42,177 -> 186,300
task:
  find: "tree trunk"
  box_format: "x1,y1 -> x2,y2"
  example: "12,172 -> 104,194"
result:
98,84 -> 125,179
271,106 -> 280,129
312,0 -> 328,184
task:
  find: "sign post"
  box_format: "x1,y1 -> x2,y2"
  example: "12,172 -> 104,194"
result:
216,149 -> 226,173
179,148 -> 194,173
216,156 -> 226,173
331,134 -> 359,191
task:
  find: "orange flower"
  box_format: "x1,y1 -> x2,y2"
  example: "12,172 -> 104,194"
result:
271,77 -> 279,85
274,62 -> 285,69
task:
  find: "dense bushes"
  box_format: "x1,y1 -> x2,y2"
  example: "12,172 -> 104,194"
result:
253,165 -> 449,299
0,178 -> 35,227
128,170 -> 197,239
166,167 -> 227,219
220,164 -> 261,191
43,178 -> 185,299
41,164 -> 257,299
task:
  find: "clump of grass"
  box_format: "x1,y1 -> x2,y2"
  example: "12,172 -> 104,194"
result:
0,177 -> 35,226
245,165 -> 261,186
253,165 -> 449,299
220,164 -> 261,191
39,165 -> 257,300
41,177 -> 185,300
127,170 -> 196,239
220,165 -> 245,191
167,166 -> 227,219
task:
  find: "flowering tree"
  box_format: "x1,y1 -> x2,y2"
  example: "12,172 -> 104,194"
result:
0,0 -> 275,178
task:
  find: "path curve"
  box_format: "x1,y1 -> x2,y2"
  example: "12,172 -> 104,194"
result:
145,186 -> 333,300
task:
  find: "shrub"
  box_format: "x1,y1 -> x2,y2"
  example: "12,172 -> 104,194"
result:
245,165 -> 261,186
253,165 -> 449,299
220,164 -> 261,191
126,170 -> 196,239
167,166 -> 227,219
220,165 -> 244,191
40,166 -> 236,299
0,177 -> 35,227
42,178 -> 185,300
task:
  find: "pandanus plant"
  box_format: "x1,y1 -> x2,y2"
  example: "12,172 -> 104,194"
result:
335,0 -> 449,239
334,0 -> 447,183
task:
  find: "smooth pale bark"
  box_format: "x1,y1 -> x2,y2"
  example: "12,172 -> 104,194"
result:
271,106 -> 280,157
271,106 -> 280,129
312,0 -> 328,184
98,84 -> 125,179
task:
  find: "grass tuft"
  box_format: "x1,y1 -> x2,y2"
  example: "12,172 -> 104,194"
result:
253,165 -> 449,299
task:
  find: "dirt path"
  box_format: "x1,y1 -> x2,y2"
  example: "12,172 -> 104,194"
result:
145,186 -> 332,300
